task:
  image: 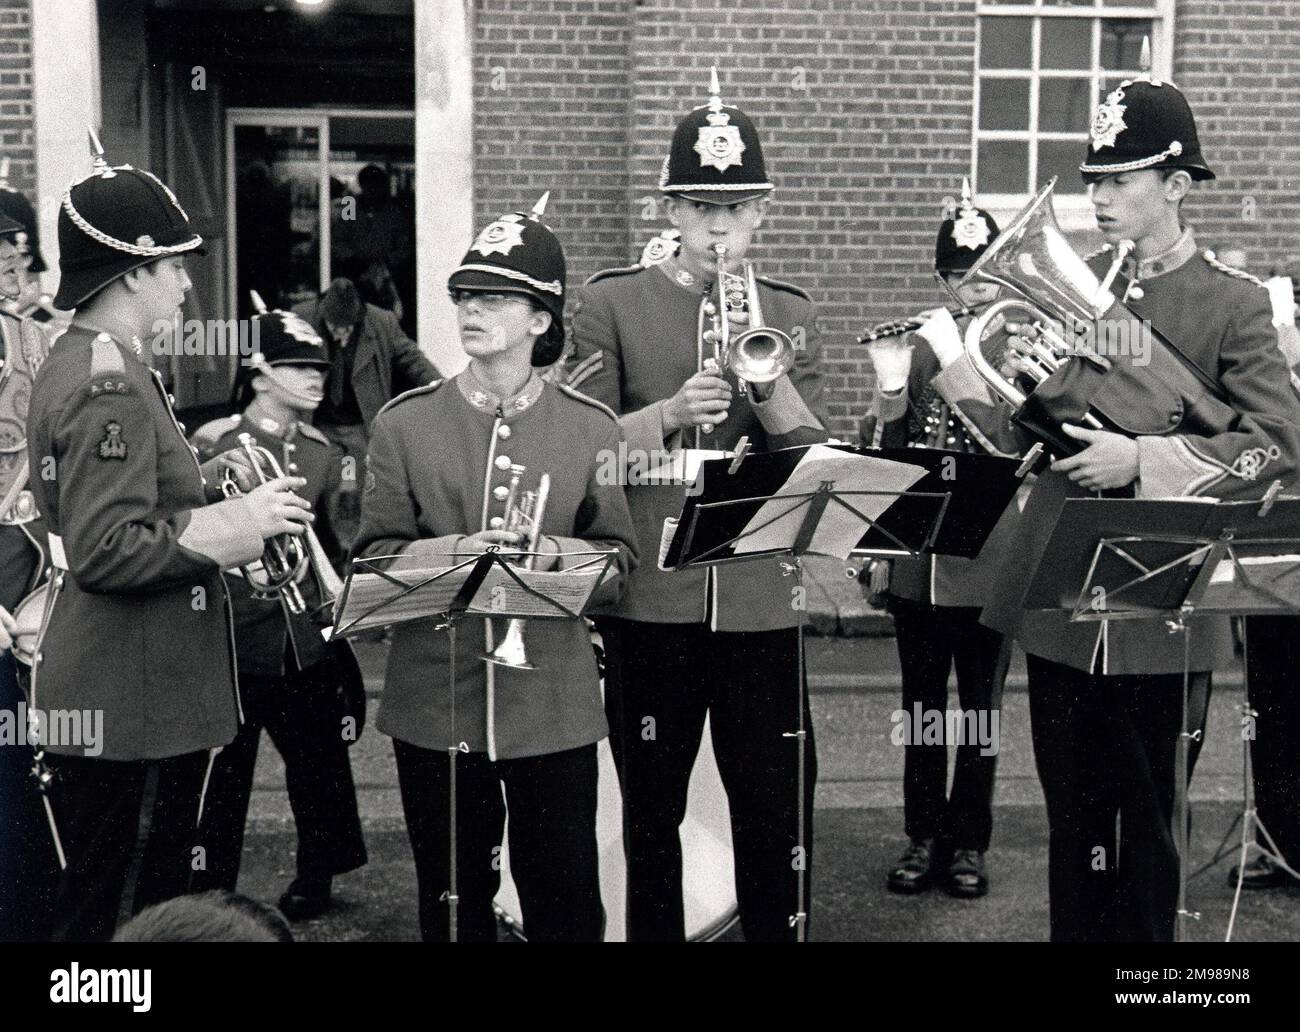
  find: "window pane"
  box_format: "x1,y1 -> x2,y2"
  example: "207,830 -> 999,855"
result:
978,140 -> 1030,195
1043,0 -> 1095,6
980,78 -> 1031,130
1041,18 -> 1092,69
1039,139 -> 1088,191
980,17 -> 1032,70
1039,78 -> 1092,133
1101,19 -> 1153,71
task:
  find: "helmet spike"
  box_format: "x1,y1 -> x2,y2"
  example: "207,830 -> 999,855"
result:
960,176 -> 973,209
87,127 -> 112,177
529,191 -> 549,222
249,289 -> 269,314
707,65 -> 723,113
1140,35 -> 1152,73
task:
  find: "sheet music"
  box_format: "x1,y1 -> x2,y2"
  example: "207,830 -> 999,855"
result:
733,444 -> 928,558
466,564 -> 606,618
335,568 -> 468,633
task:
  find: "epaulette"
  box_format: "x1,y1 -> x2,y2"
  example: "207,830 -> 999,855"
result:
190,414 -> 241,445
755,274 -> 812,303
555,381 -> 618,422
638,229 -> 680,268
296,421 -> 330,446
1203,250 -> 1267,288
377,379 -> 442,418
584,264 -> 644,287
87,332 -> 130,398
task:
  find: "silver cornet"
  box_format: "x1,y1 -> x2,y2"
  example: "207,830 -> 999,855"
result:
701,244 -> 797,434
484,465 -> 551,670
220,432 -> 340,618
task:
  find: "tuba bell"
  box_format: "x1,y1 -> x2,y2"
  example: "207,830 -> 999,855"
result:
959,178 -> 1233,458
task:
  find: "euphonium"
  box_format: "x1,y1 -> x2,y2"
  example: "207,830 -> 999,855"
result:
220,432 -> 321,616
484,465 -> 551,670
959,178 -> 1232,458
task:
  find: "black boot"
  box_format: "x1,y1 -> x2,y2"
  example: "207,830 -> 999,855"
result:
887,838 -> 936,894
278,876 -> 333,921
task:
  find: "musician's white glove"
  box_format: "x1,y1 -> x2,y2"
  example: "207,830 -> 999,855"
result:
914,307 -> 964,369
868,340 -> 913,393
1266,277 -> 1297,327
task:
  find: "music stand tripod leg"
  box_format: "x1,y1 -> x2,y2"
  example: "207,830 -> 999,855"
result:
781,553 -> 809,942
1170,614 -> 1202,942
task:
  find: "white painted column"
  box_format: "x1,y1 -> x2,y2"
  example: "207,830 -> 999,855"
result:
415,0 -> 474,376
30,0 -> 102,298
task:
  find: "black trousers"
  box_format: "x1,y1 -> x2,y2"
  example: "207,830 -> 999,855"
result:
0,654 -> 60,942
1026,654 -> 1210,942
598,618 -> 817,942
44,749 -> 212,942
892,599 -> 1009,852
1243,616 -> 1300,866
393,739 -> 601,943
192,666 -> 367,894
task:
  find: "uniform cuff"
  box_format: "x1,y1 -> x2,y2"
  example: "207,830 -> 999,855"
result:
1135,436 -> 1220,498
620,401 -> 675,454
748,375 -> 824,436
177,498 -> 265,569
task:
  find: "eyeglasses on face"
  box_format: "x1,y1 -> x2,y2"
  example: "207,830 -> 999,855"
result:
448,290 -> 533,310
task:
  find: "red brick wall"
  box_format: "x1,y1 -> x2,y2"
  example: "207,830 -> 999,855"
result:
471,0 -> 632,293
0,0 -> 35,195
1175,1 -> 1300,275
629,0 -> 978,435
470,0 -> 1300,438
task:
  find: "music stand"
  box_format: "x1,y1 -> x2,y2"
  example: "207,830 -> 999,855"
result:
662,442 -> 1028,940
333,547 -> 616,942
1025,486 -> 1300,942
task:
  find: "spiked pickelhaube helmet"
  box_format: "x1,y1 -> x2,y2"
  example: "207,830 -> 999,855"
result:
934,178 -> 1001,275
54,129 -> 205,310
1079,38 -> 1214,184
659,68 -> 773,205
448,192 -> 567,367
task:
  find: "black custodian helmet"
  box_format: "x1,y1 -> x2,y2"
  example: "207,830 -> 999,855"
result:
935,179 -> 1001,275
233,295 -> 331,409
54,130 -> 205,310
0,178 -> 46,274
1079,41 -> 1214,184
659,68 -> 773,205
448,193 -> 567,367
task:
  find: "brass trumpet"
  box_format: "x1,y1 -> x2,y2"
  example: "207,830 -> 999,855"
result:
700,244 -> 797,434
220,432 -> 340,617
484,464 -> 551,670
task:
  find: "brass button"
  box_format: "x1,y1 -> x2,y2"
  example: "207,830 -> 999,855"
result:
493,485 -> 510,501
497,424 -> 511,440
495,454 -> 512,470
288,463 -> 300,475
1129,286 -> 1145,300
489,516 -> 505,529
177,421 -> 187,433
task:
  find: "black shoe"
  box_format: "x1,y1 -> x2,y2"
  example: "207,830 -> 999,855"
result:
887,838 -> 935,894
1229,854 -> 1294,891
945,849 -> 989,899
278,877 -> 333,921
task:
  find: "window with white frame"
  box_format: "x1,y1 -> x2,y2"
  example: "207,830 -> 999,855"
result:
973,0 -> 1176,212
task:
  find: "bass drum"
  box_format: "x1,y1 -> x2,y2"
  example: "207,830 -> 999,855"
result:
494,713 -> 739,942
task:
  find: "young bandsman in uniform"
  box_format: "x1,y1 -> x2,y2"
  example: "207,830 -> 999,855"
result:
0,211 -> 57,941
24,141 -> 314,941
984,73 -> 1300,941
861,186 -> 1018,899
190,307 -> 367,920
353,196 -> 638,942
566,72 -> 829,941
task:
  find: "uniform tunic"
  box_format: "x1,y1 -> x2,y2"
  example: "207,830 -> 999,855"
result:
567,260 -> 829,630
353,370 -> 638,760
0,308 -> 51,610
25,326 -> 262,760
982,235 -> 1300,675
